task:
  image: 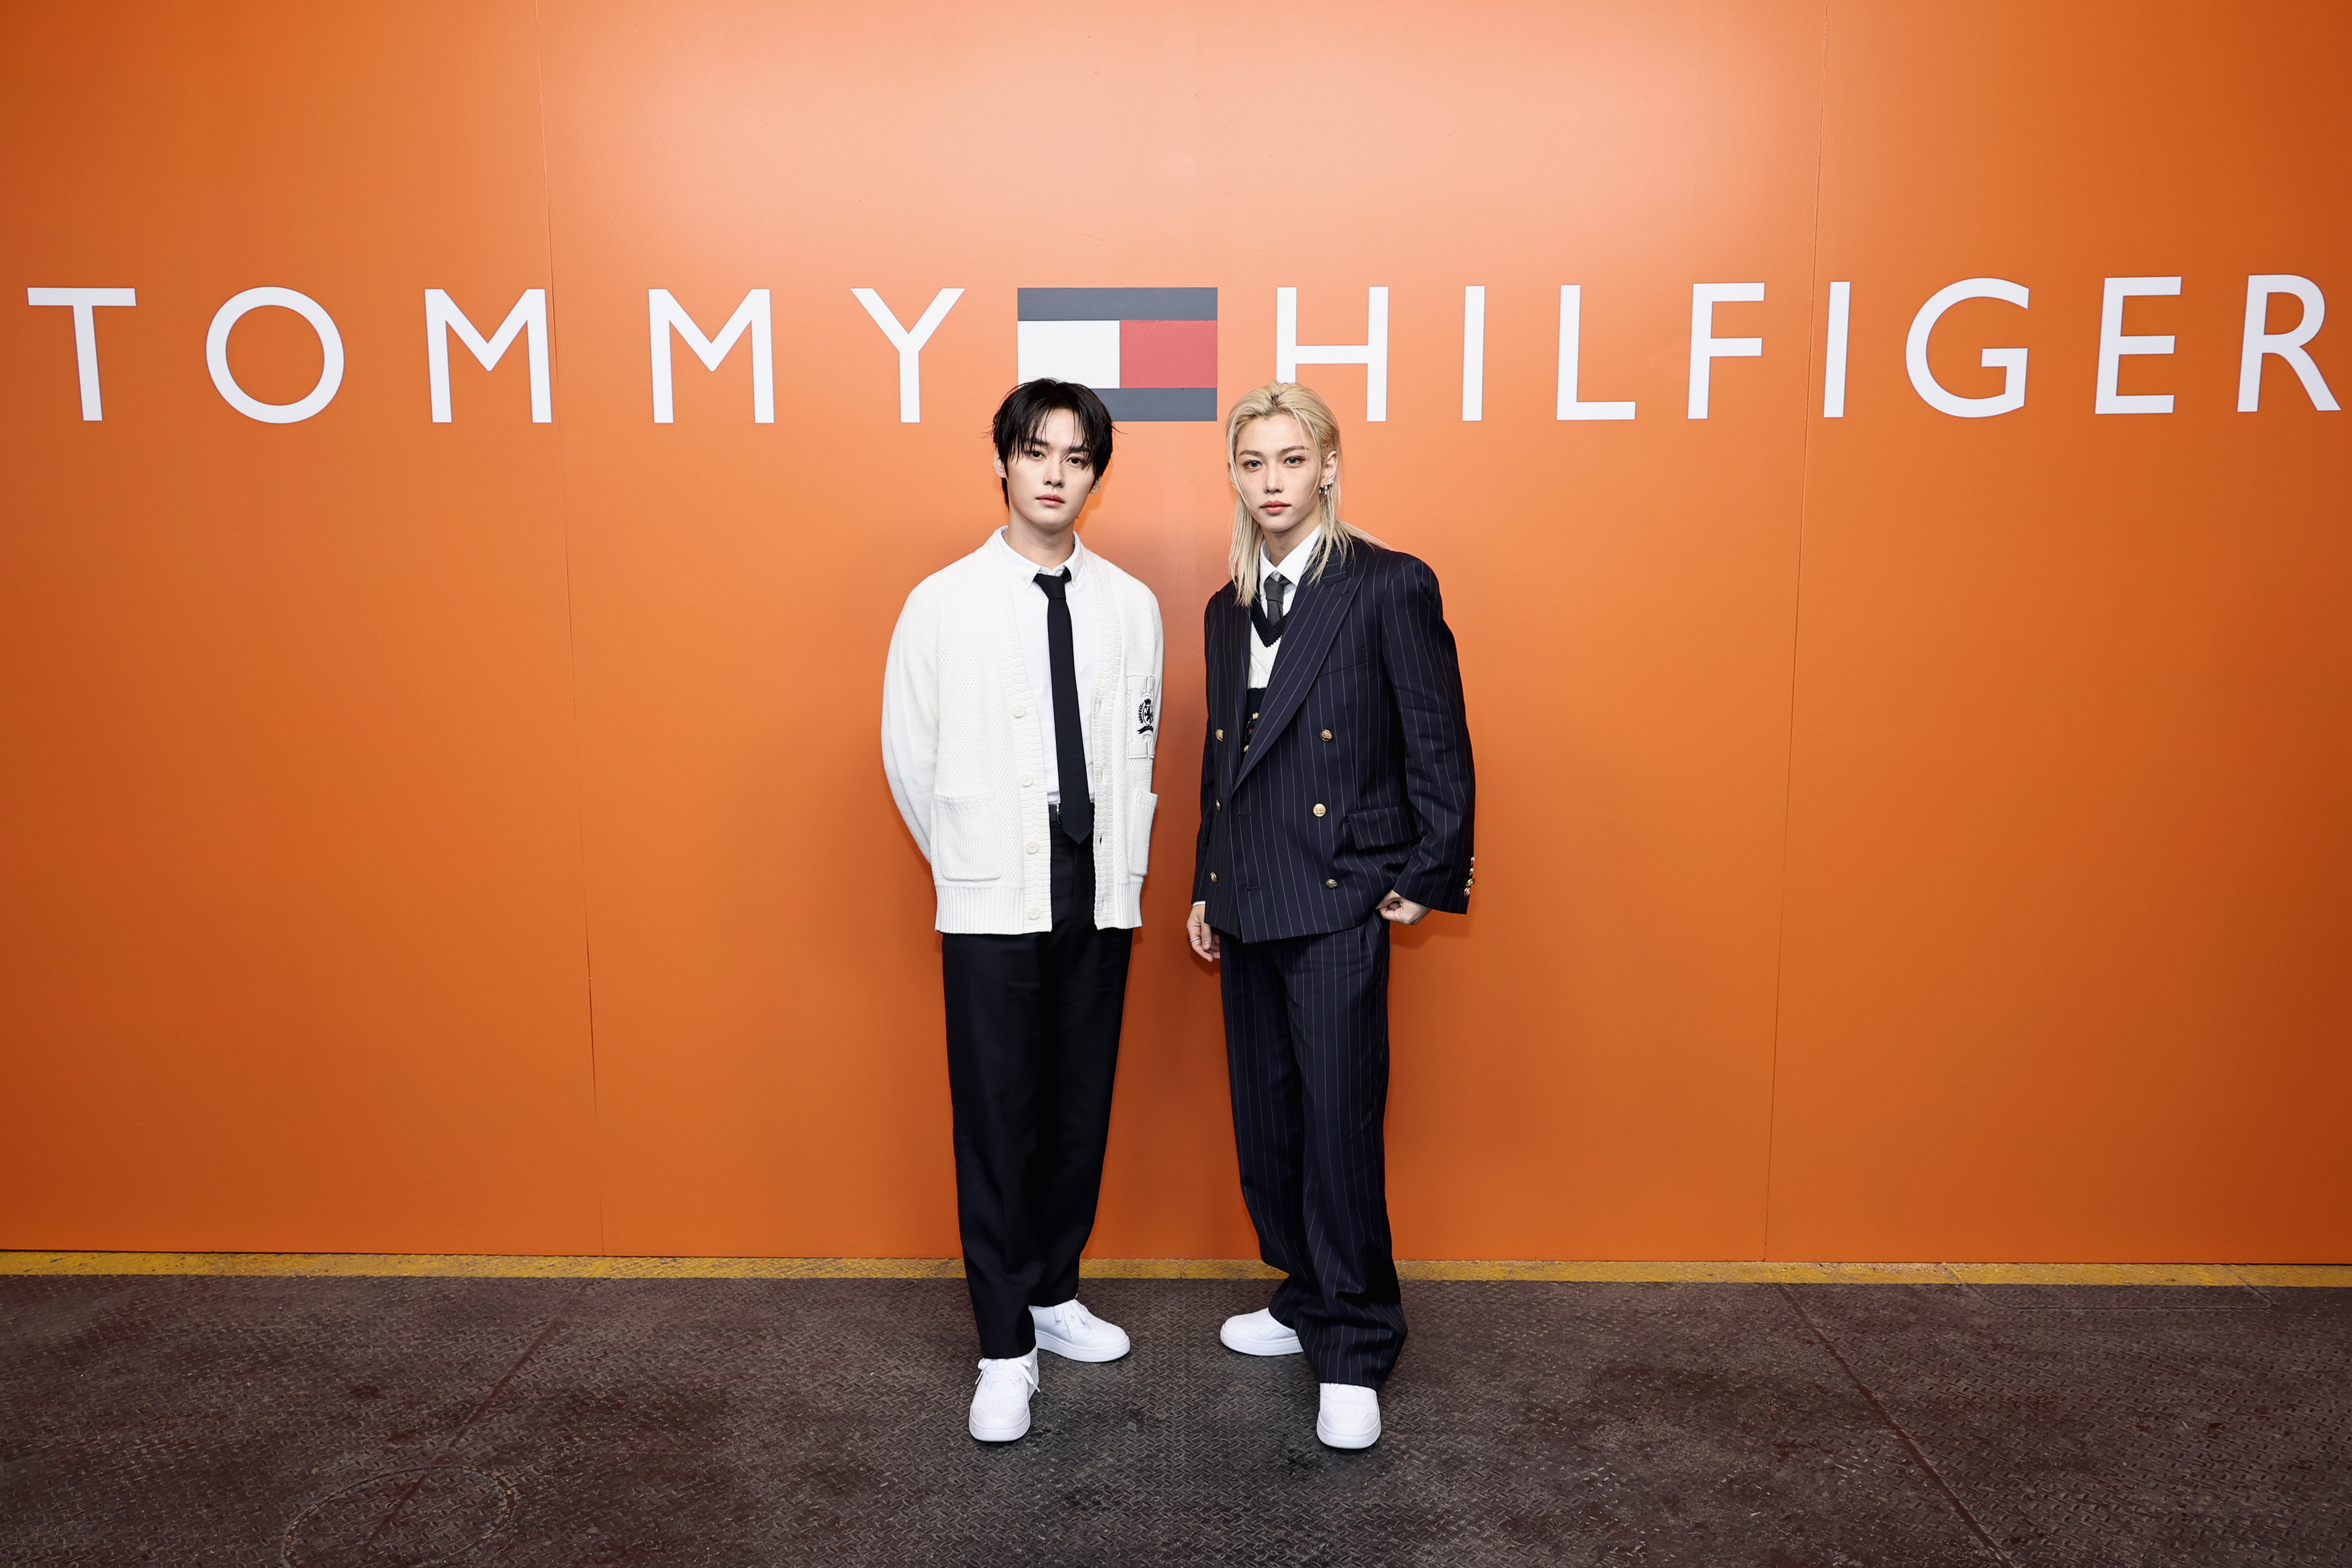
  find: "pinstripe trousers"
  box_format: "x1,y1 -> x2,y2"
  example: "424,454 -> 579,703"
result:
1220,909 -> 1406,1389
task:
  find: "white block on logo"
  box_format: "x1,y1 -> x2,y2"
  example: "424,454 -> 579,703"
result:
1018,318 -> 1120,388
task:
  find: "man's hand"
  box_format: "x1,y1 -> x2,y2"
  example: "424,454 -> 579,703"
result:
1377,890 -> 1429,925
1187,901 -> 1221,961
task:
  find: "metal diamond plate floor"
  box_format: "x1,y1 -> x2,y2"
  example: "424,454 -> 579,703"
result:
3,1275 -> 2347,1566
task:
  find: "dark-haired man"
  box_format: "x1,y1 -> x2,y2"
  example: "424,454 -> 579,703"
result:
882,380 -> 1164,1442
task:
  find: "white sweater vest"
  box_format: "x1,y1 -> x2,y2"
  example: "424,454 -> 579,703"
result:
881,537 -> 1165,934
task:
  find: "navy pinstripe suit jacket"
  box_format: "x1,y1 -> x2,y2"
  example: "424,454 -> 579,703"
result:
1191,544 -> 1475,943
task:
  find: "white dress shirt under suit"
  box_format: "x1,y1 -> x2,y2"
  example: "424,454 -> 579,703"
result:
1247,526 -> 1319,690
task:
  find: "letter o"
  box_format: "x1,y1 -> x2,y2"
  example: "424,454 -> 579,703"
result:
1906,278 -> 2031,419
205,287 -> 345,423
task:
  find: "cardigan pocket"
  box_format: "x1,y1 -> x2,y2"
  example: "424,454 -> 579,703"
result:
931,793 -> 1003,882
1127,789 -> 1157,877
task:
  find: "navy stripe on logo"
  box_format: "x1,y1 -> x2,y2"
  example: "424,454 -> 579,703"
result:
1018,287 -> 1218,322
1096,388 -> 1218,422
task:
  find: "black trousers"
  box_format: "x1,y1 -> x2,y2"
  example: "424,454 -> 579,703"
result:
1220,910 -> 1405,1389
941,816 -> 1131,1359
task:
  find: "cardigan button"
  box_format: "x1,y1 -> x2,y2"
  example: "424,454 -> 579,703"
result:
1026,841 -> 1040,854
1026,906 -> 1040,919
1013,703 -> 1026,717
1020,774 -> 1033,787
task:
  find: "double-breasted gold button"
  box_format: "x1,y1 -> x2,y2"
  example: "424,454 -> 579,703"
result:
1325,878 -> 1338,888
1312,803 -> 1327,817
1210,872 -> 1218,883
1216,729 -> 1225,740
1320,729 -> 1332,741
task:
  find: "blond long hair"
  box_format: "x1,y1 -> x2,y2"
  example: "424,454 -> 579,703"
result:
1225,382 -> 1384,607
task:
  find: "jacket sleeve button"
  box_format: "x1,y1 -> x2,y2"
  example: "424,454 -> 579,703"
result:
1312,803 -> 1326,817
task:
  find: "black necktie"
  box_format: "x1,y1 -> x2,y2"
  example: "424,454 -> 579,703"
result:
1250,571 -> 1291,645
1033,570 -> 1091,845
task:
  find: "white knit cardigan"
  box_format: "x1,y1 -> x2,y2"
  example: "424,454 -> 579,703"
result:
881,536 -> 1164,934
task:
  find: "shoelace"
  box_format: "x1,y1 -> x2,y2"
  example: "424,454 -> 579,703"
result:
976,1358 -> 1036,1392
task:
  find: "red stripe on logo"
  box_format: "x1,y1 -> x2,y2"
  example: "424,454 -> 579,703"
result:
1119,320 -> 1217,389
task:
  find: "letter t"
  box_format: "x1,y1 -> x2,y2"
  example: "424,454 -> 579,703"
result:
27,288 -> 138,420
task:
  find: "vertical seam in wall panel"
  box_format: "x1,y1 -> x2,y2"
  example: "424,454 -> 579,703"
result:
532,0 -> 607,1257
1761,1 -> 1835,1263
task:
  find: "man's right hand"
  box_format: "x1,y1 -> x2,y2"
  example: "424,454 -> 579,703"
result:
1187,901 -> 1220,962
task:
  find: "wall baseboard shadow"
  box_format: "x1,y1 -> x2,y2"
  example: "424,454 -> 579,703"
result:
2,1253 -> 2345,1287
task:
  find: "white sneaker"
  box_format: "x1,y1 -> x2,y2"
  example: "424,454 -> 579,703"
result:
967,1350 -> 1038,1442
1317,1383 -> 1381,1449
1218,1307 -> 1304,1356
1029,1299 -> 1131,1362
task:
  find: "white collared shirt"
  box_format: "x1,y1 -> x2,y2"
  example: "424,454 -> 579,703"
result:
995,526 -> 1097,803
1248,526 -> 1319,689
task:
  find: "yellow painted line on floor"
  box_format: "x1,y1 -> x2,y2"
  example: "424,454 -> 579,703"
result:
2234,1264 -> 2352,1289
0,1252 -> 963,1281
1082,1258 -> 1282,1280
1395,1260 -> 1936,1284
3,1252 -> 2346,1285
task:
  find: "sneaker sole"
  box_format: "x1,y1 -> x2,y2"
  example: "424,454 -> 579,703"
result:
1218,1322 -> 1303,1357
1316,1416 -> 1381,1450
1034,1328 -> 1130,1363
969,1408 -> 1032,1442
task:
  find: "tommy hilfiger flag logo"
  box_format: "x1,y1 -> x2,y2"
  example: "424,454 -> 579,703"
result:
1015,288 -> 1218,422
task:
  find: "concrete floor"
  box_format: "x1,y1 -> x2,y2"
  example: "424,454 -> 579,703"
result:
2,1273 -> 2347,1566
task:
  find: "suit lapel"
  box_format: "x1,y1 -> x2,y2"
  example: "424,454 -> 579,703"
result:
1235,559 -> 1363,790
1216,590 -> 1250,791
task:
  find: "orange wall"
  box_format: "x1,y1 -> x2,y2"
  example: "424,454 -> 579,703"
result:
1,1 -> 2343,1262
